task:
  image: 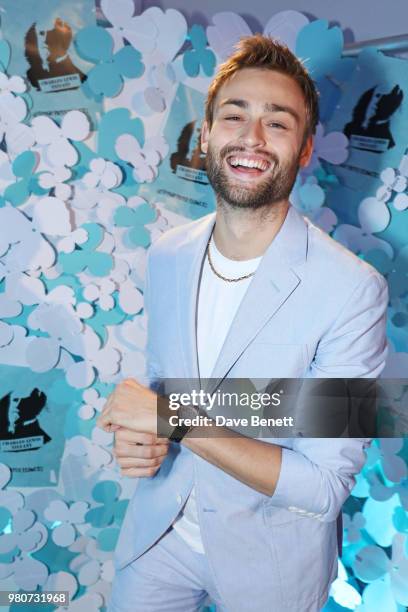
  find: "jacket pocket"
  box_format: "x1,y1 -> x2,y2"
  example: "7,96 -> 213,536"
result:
263,508 -> 338,606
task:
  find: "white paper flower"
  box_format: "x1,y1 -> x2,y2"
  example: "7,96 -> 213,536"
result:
93,192 -> 127,226
66,436 -> 112,471
83,278 -> 116,311
26,301 -> 84,372
38,166 -> 72,200
0,92 -> 34,155
333,196 -> 393,258
100,0 -> 158,53
44,500 -> 89,547
0,149 -> 15,193
45,563 -> 102,612
263,11 -> 309,51
0,554 -> 49,591
118,279 -> 143,315
32,196 -> 72,236
0,294 -> 22,347
0,463 -> 24,515
58,228 -> 89,254
132,62 -> 176,115
0,206 -> 56,305
134,7 -> 187,64
83,158 -> 122,191
31,111 -> 90,167
0,509 -> 47,555
115,133 -> 168,182
377,167 -> 407,203
0,72 -> 26,95
44,571 -> 79,609
79,388 -> 106,420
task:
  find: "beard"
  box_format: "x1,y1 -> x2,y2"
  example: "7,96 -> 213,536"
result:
205,143 -> 300,210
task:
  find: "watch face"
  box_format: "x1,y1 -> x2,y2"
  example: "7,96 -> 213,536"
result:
178,403 -> 199,421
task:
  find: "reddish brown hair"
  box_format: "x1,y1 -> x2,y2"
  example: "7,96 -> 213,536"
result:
205,34 -> 319,140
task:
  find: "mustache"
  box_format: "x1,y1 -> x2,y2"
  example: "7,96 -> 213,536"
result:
219,145 -> 278,166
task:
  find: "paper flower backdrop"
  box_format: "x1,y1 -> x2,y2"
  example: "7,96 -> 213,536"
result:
0,5 -> 406,612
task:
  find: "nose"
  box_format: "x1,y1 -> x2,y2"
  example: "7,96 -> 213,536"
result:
239,118 -> 266,148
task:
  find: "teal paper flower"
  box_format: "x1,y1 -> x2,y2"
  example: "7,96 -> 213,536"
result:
85,481 -> 128,528
183,25 -> 216,77
114,200 -> 156,247
75,26 -> 144,99
296,20 -> 345,81
3,151 -> 47,206
59,223 -> 113,277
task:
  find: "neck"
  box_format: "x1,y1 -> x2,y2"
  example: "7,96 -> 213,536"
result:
212,198 -> 289,260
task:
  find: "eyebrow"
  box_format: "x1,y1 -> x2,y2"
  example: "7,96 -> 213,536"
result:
218,98 -> 300,124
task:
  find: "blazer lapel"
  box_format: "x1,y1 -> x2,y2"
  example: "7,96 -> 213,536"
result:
176,213 -> 216,380
207,205 -> 308,392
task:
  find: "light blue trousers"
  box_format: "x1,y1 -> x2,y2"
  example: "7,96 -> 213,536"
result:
108,527 -> 227,611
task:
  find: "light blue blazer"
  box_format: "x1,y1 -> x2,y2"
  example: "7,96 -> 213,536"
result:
114,205 -> 388,611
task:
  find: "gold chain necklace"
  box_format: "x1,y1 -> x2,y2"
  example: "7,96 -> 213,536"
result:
206,238 -> 256,283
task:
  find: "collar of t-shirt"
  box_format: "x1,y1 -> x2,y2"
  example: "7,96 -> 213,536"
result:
208,237 -> 262,278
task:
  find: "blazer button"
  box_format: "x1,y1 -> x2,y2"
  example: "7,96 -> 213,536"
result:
176,494 -> 183,505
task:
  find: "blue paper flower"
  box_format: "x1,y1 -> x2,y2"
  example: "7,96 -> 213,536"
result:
85,481 -> 128,528
296,20 -> 344,81
114,200 -> 156,247
183,25 -> 216,77
59,223 -> 114,277
75,26 -> 144,99
3,151 -> 47,206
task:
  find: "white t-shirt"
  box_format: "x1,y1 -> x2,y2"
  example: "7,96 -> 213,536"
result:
172,236 -> 262,553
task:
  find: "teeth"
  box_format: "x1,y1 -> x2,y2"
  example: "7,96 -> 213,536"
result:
229,157 -> 269,171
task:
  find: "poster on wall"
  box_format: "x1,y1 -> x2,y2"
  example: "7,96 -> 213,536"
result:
325,49 -> 408,225
0,365 -> 76,487
139,83 -> 216,220
0,0 -> 100,124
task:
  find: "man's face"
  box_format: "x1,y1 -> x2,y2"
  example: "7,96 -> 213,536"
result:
201,68 -> 313,210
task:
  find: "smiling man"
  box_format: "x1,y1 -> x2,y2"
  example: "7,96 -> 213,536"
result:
101,35 -> 388,612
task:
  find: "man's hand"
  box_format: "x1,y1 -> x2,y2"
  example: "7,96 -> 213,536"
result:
114,429 -> 169,478
97,378 -> 158,434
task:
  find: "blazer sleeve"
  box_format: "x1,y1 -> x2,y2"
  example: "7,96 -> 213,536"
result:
268,272 -> 389,522
142,249 -> 163,391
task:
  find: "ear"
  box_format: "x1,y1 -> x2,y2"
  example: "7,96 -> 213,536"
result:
299,135 -> 314,168
201,120 -> 210,154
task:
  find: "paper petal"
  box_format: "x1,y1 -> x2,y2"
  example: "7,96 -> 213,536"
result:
33,197 -> 71,236
48,138 -> 79,167
78,559 -> 100,586
0,321 -> 13,347
66,361 -> 96,389
118,281 -> 143,314
263,11 -> 309,51
101,0 -> 135,27
206,12 -> 252,61
62,110 -> 90,142
31,115 -> 61,145
358,197 -> 391,234
393,193 -> 408,211
26,337 -> 60,372
53,523 -> 76,547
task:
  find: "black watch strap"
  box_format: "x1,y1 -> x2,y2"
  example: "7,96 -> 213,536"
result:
169,422 -> 192,443
168,404 -> 199,443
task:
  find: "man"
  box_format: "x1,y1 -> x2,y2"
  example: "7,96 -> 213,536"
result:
99,35 -> 388,612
